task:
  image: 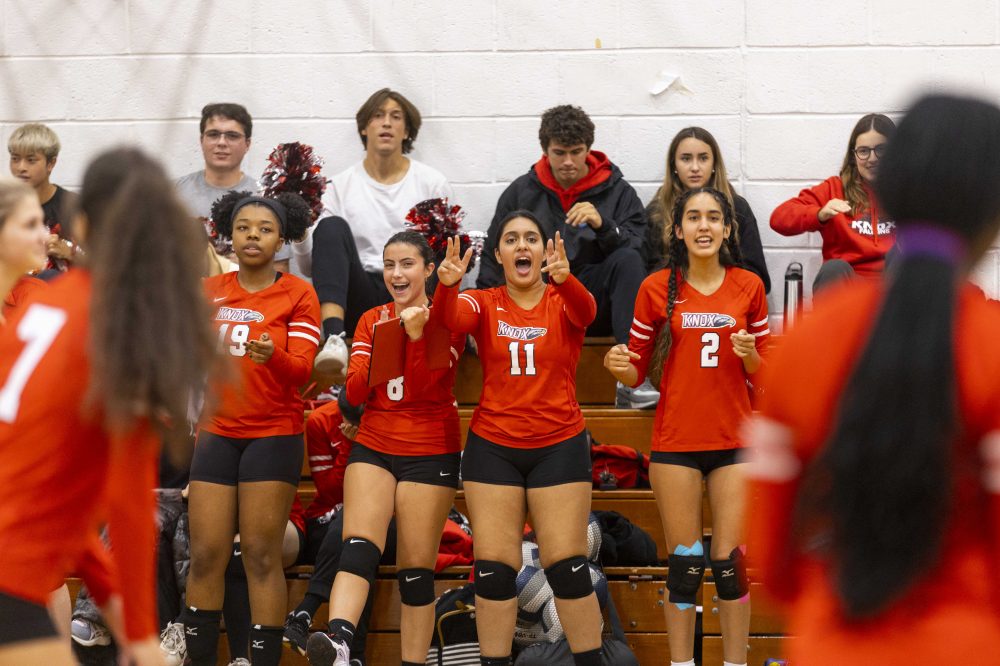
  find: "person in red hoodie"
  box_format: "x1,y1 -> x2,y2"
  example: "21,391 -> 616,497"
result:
770,113 -> 896,292
746,94 -> 1000,665
477,105 -> 656,408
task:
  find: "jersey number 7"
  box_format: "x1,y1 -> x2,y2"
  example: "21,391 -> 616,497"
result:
0,305 -> 68,422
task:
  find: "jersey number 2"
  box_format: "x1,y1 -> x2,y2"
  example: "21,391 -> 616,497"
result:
700,332 -> 720,368
508,342 -> 536,376
0,304 -> 68,423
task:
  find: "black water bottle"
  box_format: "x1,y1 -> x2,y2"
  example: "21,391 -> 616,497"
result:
783,262 -> 803,332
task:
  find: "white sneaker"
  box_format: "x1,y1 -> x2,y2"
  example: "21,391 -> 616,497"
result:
159,621 -> 187,666
228,659 -> 251,666
314,334 -> 349,374
616,379 -> 660,409
306,631 -> 351,666
70,618 -> 111,646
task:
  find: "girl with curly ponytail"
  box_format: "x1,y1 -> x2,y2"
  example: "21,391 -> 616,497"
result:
605,187 -> 767,666
180,190 -> 321,666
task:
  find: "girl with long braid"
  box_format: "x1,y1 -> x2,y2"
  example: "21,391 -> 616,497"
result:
604,187 -> 768,666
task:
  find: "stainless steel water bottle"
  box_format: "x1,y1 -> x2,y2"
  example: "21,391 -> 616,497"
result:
783,262 -> 803,332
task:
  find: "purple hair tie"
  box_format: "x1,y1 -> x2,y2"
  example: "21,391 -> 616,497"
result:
895,222 -> 967,264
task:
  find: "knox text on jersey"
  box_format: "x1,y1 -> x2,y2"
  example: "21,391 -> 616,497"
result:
497,320 -> 548,341
215,307 -> 265,323
680,313 -> 737,329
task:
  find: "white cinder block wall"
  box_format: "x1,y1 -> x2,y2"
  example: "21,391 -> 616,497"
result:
3,1 -> 999,323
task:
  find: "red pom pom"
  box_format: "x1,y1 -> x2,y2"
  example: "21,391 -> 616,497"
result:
260,142 -> 329,224
405,198 -> 484,269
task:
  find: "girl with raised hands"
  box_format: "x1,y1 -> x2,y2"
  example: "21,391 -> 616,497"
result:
433,211 -> 605,666
180,189 -> 320,666
306,230 -> 465,666
605,188 -> 769,666
0,148 -> 217,666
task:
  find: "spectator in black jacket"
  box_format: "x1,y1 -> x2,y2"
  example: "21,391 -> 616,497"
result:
644,126 -> 770,292
477,105 -> 658,409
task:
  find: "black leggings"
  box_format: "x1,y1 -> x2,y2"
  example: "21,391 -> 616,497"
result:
310,215 -> 391,336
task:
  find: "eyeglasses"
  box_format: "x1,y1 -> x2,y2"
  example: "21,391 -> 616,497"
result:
203,130 -> 246,143
853,144 -> 887,161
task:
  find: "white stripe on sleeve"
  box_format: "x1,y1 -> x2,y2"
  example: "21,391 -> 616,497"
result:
289,331 -> 320,346
458,293 -> 480,314
290,321 -> 322,335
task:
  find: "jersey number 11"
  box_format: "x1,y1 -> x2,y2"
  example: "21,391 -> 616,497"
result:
508,342 -> 537,376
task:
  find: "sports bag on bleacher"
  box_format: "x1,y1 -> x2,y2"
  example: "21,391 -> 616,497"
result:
512,592 -> 639,665
590,442 -> 650,489
425,583 -> 479,666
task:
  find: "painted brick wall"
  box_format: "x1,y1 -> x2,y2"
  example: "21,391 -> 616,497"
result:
3,1 -> 998,320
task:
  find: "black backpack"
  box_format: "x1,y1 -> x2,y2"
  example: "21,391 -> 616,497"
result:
425,583 -> 480,666
513,587 -> 639,666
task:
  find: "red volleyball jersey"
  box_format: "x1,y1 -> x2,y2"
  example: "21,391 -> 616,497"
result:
305,400 -> 352,521
344,302 -> 465,456
628,266 -> 769,452
202,272 -> 321,438
0,270 -> 159,640
747,280 -> 1000,663
3,275 -> 46,319
434,276 -> 596,449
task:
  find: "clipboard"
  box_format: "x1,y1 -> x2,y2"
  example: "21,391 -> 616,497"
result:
368,316 -> 405,387
367,311 -> 454,387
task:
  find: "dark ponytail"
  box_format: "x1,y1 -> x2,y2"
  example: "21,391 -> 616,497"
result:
648,187 -> 740,385
798,94 -> 1000,617
81,148 -> 218,458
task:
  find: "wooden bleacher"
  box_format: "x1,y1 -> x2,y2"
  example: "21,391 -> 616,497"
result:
71,337 -> 787,665
280,338 -> 788,665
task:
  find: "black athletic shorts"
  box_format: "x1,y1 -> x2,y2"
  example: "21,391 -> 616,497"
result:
190,431 -> 304,486
461,430 -> 592,489
0,591 -> 57,646
348,442 -> 461,489
650,449 -> 740,476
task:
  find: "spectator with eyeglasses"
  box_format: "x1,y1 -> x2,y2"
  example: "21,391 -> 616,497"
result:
770,114 -> 896,292
176,103 -> 291,276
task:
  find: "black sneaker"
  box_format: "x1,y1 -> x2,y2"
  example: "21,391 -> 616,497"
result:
306,631 -> 351,666
282,610 -> 311,656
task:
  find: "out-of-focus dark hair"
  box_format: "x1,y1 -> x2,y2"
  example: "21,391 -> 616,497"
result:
799,94 -> 1000,618
81,148 -> 218,459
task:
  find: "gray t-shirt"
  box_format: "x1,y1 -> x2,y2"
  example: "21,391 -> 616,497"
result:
175,170 -> 290,261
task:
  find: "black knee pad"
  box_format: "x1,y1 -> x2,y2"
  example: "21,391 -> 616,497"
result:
710,548 -> 749,601
544,556 -> 593,600
339,537 -> 381,584
667,553 -> 705,605
396,567 -> 435,606
474,560 -> 517,601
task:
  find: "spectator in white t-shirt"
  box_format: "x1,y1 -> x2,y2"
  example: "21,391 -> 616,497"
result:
312,88 -> 451,374
175,103 -> 291,274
